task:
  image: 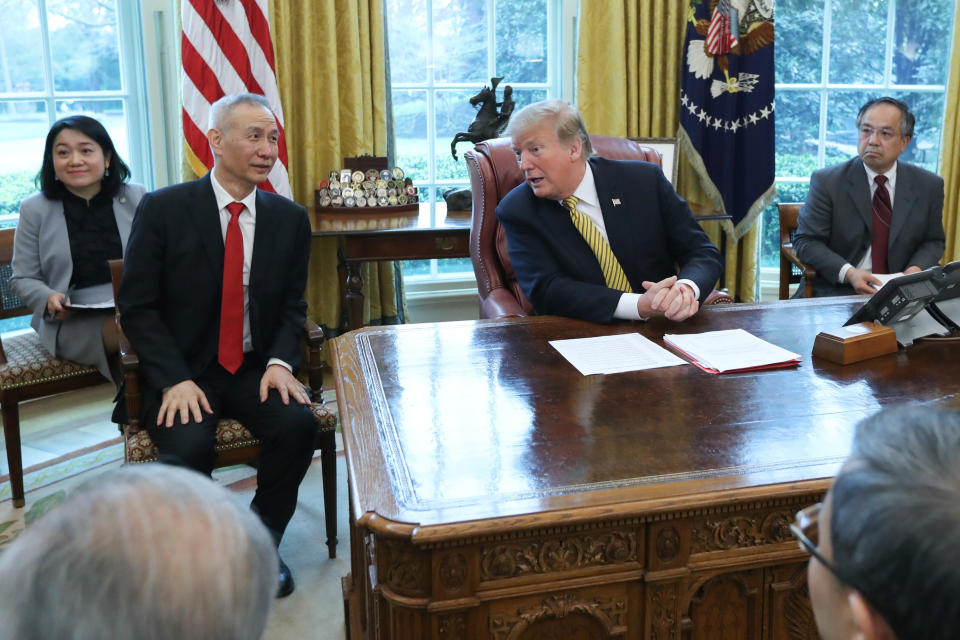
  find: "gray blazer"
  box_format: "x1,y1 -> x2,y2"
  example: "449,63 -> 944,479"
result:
11,183 -> 146,355
794,157 -> 945,296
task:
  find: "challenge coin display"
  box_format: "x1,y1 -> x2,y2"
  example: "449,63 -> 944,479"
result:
316,164 -> 420,212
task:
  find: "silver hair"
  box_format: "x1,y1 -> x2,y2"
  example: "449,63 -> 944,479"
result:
208,92 -> 274,132
505,99 -> 593,156
0,464 -> 277,640
830,405 -> 960,639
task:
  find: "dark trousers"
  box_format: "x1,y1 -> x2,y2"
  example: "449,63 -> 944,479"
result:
145,355 -> 316,543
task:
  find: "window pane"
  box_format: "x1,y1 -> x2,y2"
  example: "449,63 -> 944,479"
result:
893,0 -> 954,85
437,256 -> 472,275
495,0 -> 547,83
386,0 -> 428,84
0,101 -> 47,225
55,99 -> 129,170
893,91 -> 946,172
509,87 -> 548,112
48,0 -> 121,92
828,1 -> 887,84
775,0 -> 823,84
393,90 -> 429,183
1,1 -> 46,92
401,260 -> 431,276
432,0 -> 488,84
775,91 -> 820,178
823,91 -> 869,167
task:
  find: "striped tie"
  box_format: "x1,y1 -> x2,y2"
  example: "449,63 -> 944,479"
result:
561,196 -> 633,293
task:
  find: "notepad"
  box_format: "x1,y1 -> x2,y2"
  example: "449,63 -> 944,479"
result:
663,329 -> 801,374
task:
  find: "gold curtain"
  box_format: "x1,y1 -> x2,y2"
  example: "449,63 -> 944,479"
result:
267,0 -> 397,330
941,4 -> 960,262
577,1 -> 759,301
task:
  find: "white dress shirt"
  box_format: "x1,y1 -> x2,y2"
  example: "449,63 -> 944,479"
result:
838,162 -> 898,283
563,165 -> 700,320
209,172 -> 290,371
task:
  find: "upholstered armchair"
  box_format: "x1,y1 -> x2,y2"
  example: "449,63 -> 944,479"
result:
464,135 -> 732,318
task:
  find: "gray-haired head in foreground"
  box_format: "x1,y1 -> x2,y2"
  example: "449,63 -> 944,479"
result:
208,92 -> 274,132
506,99 -> 593,156
831,405 -> 960,640
0,464 -> 277,640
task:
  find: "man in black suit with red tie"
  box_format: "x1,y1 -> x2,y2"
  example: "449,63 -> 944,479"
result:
116,93 -> 314,598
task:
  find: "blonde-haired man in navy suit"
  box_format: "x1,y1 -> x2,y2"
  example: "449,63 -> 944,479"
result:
496,99 -> 722,324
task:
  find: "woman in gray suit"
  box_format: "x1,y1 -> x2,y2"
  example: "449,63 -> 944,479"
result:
11,116 -> 145,385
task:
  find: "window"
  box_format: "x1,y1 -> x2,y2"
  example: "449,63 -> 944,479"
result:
0,0 -> 152,229
386,0 -> 570,280
761,0 -> 956,275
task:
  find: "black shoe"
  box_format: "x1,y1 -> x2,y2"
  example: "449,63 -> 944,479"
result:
277,555 -> 295,598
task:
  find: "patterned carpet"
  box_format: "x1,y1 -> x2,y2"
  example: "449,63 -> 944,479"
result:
0,394 -> 349,639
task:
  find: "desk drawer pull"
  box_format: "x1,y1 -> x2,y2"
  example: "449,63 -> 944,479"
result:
435,237 -> 456,251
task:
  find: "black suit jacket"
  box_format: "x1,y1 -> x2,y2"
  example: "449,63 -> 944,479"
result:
115,175 -> 310,419
496,156 -> 722,324
794,157 -> 945,296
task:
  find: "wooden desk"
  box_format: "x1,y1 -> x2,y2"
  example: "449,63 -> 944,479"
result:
313,203 -> 471,331
333,297 -> 960,639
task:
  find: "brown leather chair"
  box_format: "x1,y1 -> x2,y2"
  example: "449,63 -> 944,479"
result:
0,228 -> 107,508
108,260 -> 339,558
464,134 -> 731,318
778,203 -> 816,299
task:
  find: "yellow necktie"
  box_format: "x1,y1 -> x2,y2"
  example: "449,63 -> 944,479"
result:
561,196 -> 633,293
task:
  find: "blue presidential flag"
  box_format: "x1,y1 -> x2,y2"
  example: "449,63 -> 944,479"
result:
678,0 -> 775,239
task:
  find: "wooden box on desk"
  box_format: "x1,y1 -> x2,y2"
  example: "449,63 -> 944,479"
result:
813,322 -> 898,365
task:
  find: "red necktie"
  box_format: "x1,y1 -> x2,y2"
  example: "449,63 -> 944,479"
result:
218,201 -> 245,373
871,175 -> 892,274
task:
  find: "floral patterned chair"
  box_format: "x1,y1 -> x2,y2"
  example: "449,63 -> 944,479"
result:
0,228 -> 107,508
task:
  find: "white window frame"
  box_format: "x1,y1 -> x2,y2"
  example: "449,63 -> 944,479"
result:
395,0 -> 578,293
760,0 -> 956,298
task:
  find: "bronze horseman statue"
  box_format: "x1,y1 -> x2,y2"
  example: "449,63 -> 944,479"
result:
450,77 -> 514,161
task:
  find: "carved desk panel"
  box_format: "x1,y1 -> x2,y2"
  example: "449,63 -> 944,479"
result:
333,298 -> 960,639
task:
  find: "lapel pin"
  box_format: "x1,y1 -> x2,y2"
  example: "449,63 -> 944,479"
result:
612,198 -> 621,207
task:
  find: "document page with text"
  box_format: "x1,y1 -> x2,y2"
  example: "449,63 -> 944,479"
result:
549,333 -> 688,376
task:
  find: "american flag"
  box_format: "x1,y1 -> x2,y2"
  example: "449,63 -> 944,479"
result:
181,0 -> 292,198
706,0 -> 739,56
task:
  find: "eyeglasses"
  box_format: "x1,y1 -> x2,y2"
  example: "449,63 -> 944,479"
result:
790,502 -> 844,580
858,125 -> 901,141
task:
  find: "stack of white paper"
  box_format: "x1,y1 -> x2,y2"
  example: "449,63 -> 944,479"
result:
663,329 -> 801,374
549,333 -> 688,376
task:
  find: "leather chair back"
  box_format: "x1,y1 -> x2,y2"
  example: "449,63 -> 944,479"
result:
465,135 -> 663,318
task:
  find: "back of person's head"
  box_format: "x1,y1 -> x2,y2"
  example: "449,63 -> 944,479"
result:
831,405 -> 960,639
37,115 -> 131,200
208,92 -> 274,133
0,464 -> 277,640
505,99 -> 593,156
